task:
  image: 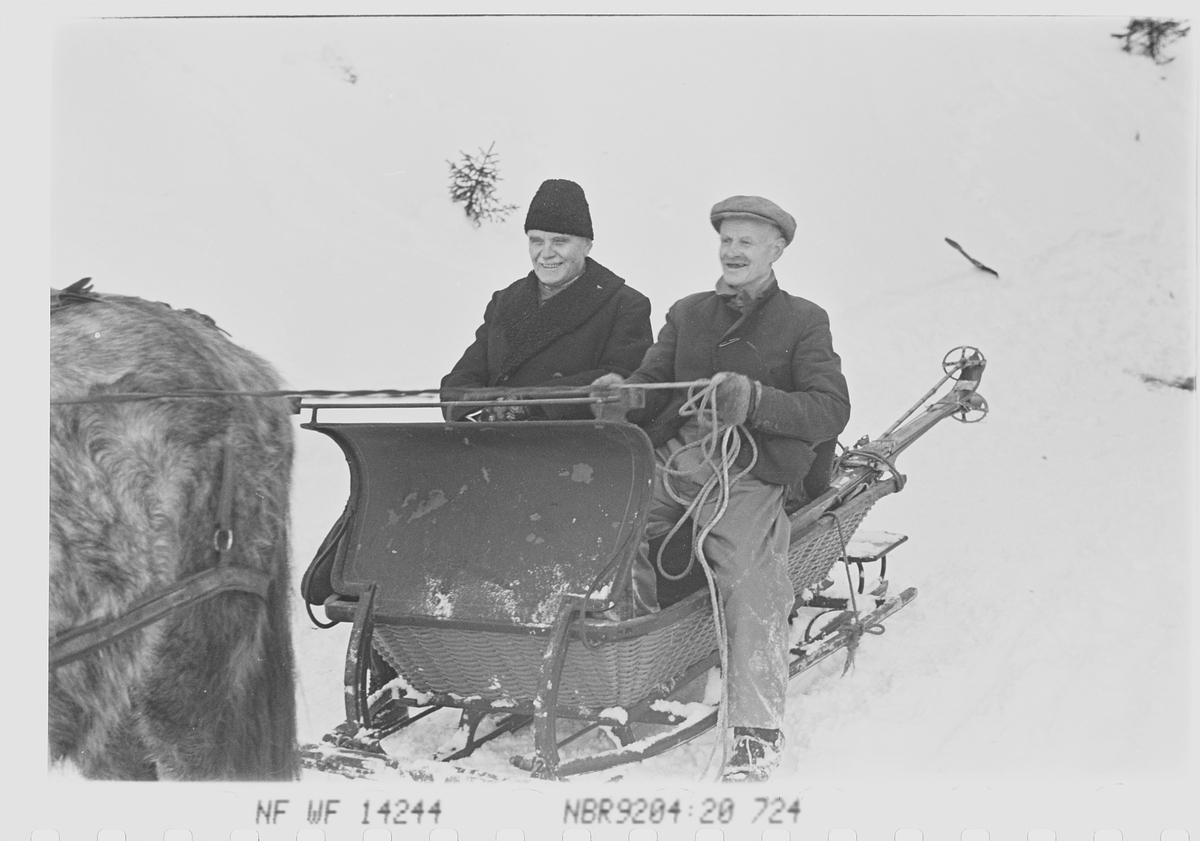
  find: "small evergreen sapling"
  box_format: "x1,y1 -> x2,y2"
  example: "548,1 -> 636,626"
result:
447,142 -> 519,227
1111,18 -> 1190,65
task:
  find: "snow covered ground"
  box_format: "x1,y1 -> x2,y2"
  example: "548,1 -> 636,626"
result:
20,9 -> 1198,836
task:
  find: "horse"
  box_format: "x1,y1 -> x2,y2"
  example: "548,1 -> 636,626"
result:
49,281 -> 298,780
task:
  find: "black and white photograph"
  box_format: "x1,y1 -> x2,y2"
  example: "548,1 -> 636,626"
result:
12,4 -> 1198,838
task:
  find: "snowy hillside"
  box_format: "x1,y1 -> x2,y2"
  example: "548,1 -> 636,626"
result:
39,11 -> 1196,831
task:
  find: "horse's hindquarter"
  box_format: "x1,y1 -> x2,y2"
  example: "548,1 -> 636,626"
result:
49,293 -> 298,780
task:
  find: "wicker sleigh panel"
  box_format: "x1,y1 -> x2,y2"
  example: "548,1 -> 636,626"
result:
373,605 -> 716,709
372,477 -> 896,710
786,480 -> 895,594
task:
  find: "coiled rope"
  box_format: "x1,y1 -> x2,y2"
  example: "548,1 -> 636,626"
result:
650,373 -> 759,780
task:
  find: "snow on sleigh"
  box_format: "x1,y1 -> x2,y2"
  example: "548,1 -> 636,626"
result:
299,347 -> 988,780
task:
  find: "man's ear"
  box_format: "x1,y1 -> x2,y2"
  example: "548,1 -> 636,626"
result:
769,237 -> 786,263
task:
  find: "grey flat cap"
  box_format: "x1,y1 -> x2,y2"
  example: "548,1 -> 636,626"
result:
710,195 -> 796,245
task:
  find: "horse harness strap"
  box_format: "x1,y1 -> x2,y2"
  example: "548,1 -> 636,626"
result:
50,425 -> 270,670
49,566 -> 271,669
214,426 -> 237,555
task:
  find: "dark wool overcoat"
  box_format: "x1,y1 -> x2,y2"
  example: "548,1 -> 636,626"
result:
627,278 -> 851,488
441,257 -> 653,420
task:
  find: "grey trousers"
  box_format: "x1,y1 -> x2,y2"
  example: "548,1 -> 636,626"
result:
626,434 -> 795,730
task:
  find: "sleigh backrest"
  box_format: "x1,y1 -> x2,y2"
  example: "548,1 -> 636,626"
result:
307,420 -> 655,630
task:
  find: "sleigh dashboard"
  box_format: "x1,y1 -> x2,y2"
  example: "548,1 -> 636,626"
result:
304,419 -> 656,633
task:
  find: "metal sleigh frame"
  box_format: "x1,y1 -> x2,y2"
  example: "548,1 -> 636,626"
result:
299,348 -> 988,780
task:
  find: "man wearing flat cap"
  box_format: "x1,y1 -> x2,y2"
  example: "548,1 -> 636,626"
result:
441,179 -> 653,420
593,195 -> 850,782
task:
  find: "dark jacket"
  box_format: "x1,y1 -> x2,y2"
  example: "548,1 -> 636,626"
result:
441,257 -> 653,420
626,277 -> 850,488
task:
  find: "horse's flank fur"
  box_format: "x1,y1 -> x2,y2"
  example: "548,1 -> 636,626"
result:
49,288 -> 298,780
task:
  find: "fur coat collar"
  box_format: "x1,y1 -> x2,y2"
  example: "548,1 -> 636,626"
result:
494,257 -> 626,379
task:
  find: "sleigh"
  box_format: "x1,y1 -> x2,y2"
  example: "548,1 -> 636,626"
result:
299,348 -> 987,780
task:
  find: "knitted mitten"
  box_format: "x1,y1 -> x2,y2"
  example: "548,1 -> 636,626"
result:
711,372 -> 755,428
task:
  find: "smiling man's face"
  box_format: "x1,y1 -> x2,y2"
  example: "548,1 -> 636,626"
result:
717,218 -> 785,290
527,230 -> 592,288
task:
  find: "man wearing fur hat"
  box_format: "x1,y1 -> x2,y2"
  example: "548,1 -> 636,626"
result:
593,195 -> 851,781
441,179 -> 652,420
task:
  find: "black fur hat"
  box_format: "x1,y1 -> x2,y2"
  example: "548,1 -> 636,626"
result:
524,179 -> 593,240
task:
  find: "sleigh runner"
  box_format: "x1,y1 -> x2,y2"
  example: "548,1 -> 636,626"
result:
299,347 -> 987,780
